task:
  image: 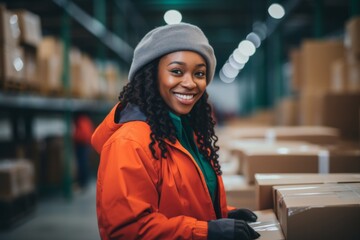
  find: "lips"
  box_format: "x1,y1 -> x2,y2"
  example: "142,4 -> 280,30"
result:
174,92 -> 197,105
174,93 -> 195,100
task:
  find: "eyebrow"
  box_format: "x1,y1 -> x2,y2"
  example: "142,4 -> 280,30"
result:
167,61 -> 206,68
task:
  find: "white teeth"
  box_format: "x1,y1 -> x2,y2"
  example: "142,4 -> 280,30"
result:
175,93 -> 194,100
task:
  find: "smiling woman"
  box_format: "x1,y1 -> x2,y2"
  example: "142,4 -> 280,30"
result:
91,23 -> 260,240
158,51 -> 207,115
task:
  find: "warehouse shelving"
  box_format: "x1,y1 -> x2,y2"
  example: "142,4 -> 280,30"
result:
0,93 -> 115,113
0,0 -> 124,202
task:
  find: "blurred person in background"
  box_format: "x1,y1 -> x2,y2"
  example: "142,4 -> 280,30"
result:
73,113 -> 94,191
91,23 -> 260,240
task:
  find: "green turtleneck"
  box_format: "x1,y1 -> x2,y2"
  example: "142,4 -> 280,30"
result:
169,111 -> 217,203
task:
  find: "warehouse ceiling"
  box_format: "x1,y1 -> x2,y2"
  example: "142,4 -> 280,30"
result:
1,0 -> 353,74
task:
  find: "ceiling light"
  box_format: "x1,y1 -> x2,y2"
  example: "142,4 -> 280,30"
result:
229,54 -> 245,70
233,48 -> 249,64
253,22 -> 267,40
238,40 -> 256,56
222,63 -> 239,78
164,10 -> 182,24
268,3 -> 285,19
219,69 -> 235,83
246,32 -> 261,48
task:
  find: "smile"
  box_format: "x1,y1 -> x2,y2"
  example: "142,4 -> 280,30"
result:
174,93 -> 195,100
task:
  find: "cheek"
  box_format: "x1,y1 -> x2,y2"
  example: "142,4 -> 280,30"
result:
159,75 -> 177,90
197,81 -> 207,92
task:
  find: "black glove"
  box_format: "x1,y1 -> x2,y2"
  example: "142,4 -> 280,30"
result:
208,218 -> 260,240
234,219 -> 260,239
228,208 -> 258,222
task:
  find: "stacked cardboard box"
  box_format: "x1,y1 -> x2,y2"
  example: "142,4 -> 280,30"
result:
0,159 -> 35,200
320,92 -> 360,140
345,16 -> 360,92
37,36 -> 64,95
219,125 -> 340,145
331,58 -> 348,92
0,5 -> 24,87
255,173 -> 360,210
253,174 -> 360,239
228,139 -> 360,185
71,52 -> 105,99
274,183 -> 360,240
14,9 -> 42,91
299,39 -> 345,125
0,6 -> 42,91
289,48 -> 302,93
275,97 -> 298,126
287,16 -> 360,141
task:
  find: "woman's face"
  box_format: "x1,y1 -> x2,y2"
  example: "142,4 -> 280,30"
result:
158,51 -> 207,116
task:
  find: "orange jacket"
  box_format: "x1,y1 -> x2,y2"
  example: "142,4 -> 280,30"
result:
92,103 -> 229,240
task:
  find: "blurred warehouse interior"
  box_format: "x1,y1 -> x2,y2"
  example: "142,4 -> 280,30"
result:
0,0 -> 360,238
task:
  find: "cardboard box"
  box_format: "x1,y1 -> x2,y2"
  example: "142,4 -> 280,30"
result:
330,58 -> 348,93
16,159 -> 35,195
38,56 -> 63,95
330,58 -> 359,93
0,5 -> 20,46
250,209 -> 285,240
301,39 -> 344,93
299,91 -> 325,125
290,48 -> 302,92
345,16 -> 360,54
321,92 -> 360,140
348,62 -> 360,92
23,47 -> 38,88
227,139 -> 315,175
274,183 -> 360,240
228,140 -> 323,184
38,36 -> 63,60
222,175 -> 256,210
0,161 -> 19,199
0,44 -> 25,82
275,97 -> 298,126
346,49 -> 360,65
14,9 -> 42,47
231,140 -> 360,185
70,50 -> 99,99
328,147 -> 360,173
255,173 -> 360,210
222,126 -> 340,145
0,159 -> 34,200
243,150 -> 320,184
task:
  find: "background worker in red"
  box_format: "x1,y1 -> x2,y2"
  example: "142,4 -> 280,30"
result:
92,23 -> 260,240
73,113 -> 94,191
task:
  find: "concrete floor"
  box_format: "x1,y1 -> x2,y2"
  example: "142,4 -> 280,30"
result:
0,181 -> 100,240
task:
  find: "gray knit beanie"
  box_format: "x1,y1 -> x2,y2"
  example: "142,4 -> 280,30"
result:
128,22 -> 216,84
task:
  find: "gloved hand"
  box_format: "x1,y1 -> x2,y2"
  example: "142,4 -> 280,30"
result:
208,218 -> 260,240
228,208 -> 258,222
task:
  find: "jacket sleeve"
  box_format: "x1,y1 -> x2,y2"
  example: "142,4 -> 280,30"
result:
97,135 -> 208,240
91,103 -> 121,154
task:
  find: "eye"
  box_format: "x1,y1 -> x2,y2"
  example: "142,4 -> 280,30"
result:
170,69 -> 183,75
195,71 -> 206,79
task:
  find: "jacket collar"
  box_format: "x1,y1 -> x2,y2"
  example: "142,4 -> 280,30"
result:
116,103 -> 147,124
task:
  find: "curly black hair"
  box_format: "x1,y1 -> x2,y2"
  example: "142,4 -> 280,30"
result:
118,59 -> 221,175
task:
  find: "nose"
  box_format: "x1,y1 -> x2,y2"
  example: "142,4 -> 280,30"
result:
181,73 -> 197,88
